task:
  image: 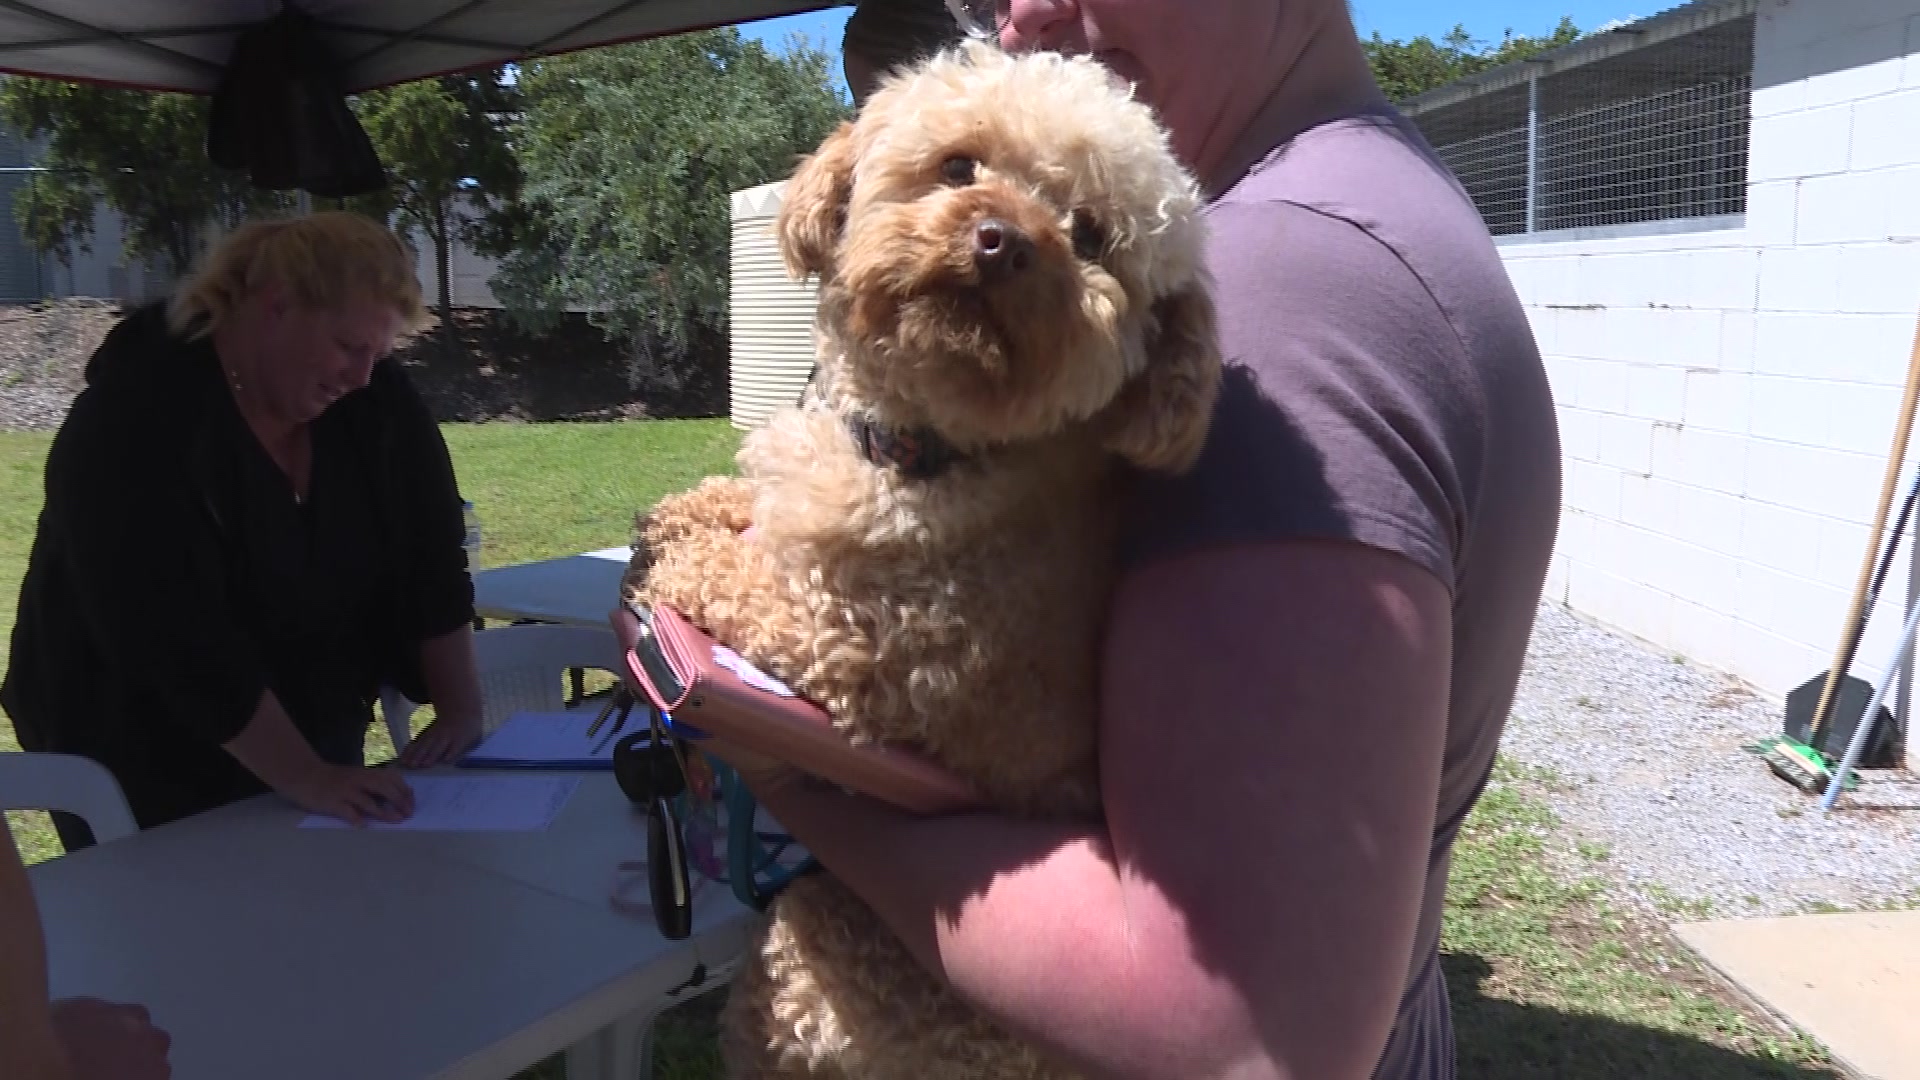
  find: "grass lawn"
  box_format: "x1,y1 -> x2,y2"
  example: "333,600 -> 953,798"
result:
1441,762 -> 1837,1078
0,419 -> 1839,1078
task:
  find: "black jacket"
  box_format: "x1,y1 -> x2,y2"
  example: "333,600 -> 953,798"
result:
1,301 -> 473,829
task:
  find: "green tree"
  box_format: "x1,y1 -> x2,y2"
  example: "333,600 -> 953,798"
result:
487,28 -> 849,393
1364,16 -> 1584,102
0,78 -> 288,278
346,68 -> 522,352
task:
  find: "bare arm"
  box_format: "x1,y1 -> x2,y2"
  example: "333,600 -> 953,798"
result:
741,538 -> 1452,1080
418,622 -> 483,726
0,815 -> 71,1080
222,689 -> 415,824
220,689 -> 332,794
3,818 -> 177,1079
396,622 -> 485,767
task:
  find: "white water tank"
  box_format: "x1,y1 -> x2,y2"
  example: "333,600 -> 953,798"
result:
728,180 -> 821,430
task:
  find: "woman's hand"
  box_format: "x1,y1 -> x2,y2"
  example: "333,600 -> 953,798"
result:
397,712 -> 481,768
222,691 -> 413,825
49,997 -> 172,1080
280,763 -> 416,826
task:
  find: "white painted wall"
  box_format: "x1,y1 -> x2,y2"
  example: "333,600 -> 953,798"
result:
1507,0 -> 1920,703
28,201 -> 510,311
401,206 -> 596,314
405,219 -> 507,310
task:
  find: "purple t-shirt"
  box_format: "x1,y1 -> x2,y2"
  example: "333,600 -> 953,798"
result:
1122,107 -> 1562,1078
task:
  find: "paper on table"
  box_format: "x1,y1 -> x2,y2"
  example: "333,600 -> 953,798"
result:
461,709 -> 619,768
297,774 -> 580,832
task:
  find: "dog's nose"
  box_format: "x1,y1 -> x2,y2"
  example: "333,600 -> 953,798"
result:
973,218 -> 1033,277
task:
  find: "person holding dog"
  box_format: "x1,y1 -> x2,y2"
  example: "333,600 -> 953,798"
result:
2,211 -> 486,849
710,1 -> 1561,1079
839,0 -> 962,102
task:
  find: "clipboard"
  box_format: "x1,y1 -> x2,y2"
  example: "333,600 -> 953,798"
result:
609,601 -> 982,815
457,710 -> 620,771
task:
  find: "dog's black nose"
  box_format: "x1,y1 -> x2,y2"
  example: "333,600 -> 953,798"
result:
973,218 -> 1033,277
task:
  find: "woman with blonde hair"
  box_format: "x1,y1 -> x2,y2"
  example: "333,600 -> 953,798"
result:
3,211 -> 486,847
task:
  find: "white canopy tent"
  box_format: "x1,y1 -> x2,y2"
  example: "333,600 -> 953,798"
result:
0,1 -> 851,95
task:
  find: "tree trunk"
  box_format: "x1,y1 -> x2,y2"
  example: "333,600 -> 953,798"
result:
433,201 -> 456,356
167,218 -> 197,285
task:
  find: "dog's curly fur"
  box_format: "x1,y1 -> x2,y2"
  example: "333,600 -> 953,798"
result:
623,40 -> 1222,1078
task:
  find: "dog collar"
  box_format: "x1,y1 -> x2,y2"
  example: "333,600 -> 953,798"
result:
846,412 -> 967,480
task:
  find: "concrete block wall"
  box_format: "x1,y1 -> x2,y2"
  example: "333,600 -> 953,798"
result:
1509,0 -> 1920,704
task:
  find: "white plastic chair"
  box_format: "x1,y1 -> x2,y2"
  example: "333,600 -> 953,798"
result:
465,623 -> 674,1080
383,623 -> 626,751
386,621 -> 727,1079
471,623 -> 624,732
0,751 -> 139,846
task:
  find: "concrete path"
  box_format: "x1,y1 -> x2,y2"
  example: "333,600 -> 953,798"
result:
1676,909 -> 1920,1080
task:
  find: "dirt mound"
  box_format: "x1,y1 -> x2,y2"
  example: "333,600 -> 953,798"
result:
0,298 -> 126,430
394,307 -> 727,424
0,300 -> 727,431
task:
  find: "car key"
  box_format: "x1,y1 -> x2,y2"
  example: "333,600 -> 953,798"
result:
612,717 -> 694,939
648,794 -> 693,939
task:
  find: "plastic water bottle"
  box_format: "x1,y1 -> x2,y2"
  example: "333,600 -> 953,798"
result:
461,499 -> 483,572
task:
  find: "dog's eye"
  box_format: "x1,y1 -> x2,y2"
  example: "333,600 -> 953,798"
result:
940,155 -> 977,185
1070,209 -> 1106,261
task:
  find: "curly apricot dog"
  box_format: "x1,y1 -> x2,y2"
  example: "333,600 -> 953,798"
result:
623,39 -> 1222,1079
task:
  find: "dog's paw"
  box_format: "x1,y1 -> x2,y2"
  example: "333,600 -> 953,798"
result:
695,474 -> 757,532
637,476 -> 756,550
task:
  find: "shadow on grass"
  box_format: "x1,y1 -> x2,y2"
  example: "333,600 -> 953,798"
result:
516,955 -> 1842,1080
1445,953 -> 1841,1080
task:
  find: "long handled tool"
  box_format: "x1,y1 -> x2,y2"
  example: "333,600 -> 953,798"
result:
1765,462 -> 1920,784
1759,312 -> 1920,791
1820,594 -> 1920,811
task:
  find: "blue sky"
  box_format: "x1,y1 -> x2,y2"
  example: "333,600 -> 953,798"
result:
734,1 -> 1662,98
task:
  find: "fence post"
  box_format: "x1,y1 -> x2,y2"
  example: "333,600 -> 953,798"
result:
1524,68 -> 1540,234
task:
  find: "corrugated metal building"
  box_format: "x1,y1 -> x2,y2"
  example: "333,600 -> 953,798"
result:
0,125 -> 48,300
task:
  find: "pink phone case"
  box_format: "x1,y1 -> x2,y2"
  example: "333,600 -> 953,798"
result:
611,602 -> 982,815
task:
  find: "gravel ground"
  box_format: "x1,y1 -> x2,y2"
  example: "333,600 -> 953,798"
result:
0,297 -> 123,430
1503,601 -> 1920,920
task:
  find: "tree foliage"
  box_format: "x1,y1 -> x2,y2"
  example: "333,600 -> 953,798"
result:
345,68 -> 522,350
487,28 -> 849,389
0,78 -> 288,277
1364,17 -> 1584,102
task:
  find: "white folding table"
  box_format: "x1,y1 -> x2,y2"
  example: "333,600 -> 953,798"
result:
473,547 -> 634,628
465,546 -> 635,707
30,768 -> 764,1080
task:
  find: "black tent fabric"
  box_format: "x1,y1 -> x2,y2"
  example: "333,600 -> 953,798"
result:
0,1 -> 850,196
0,1 -> 848,96
205,7 -> 387,197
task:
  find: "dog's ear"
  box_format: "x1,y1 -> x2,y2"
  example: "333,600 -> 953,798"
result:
1100,284 -> 1223,473
776,120 -> 859,281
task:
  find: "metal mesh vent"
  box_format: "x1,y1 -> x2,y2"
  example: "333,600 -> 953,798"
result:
1410,13 -> 1754,236
1415,83 -> 1532,235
